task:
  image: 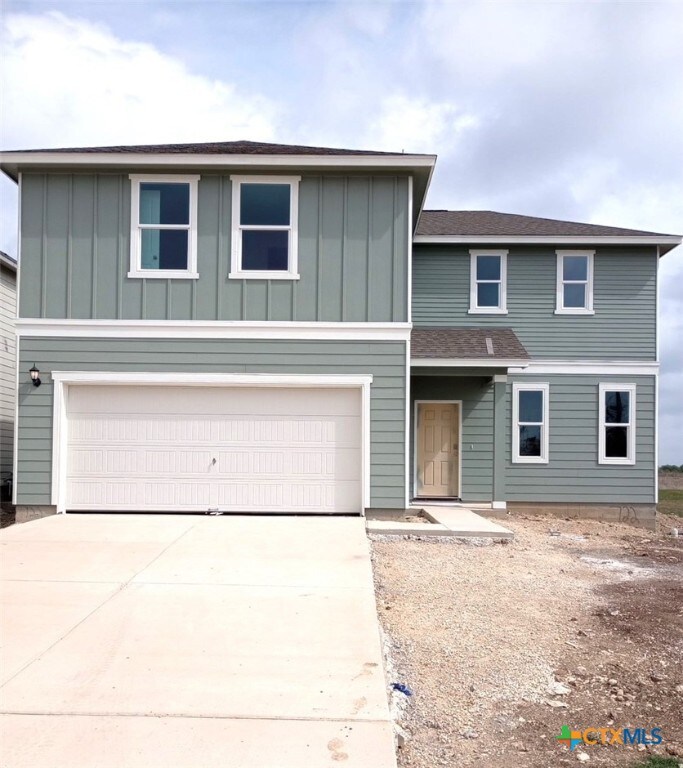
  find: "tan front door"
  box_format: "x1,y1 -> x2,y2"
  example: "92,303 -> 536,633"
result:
416,402 -> 460,497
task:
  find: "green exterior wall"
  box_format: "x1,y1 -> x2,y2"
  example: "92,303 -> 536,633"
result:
17,338 -> 407,508
19,172 -> 409,323
410,373 -> 656,504
410,375 -> 495,502
412,245 -> 657,359
506,374 -> 656,504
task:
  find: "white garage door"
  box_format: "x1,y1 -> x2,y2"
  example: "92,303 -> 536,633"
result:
65,385 -> 362,514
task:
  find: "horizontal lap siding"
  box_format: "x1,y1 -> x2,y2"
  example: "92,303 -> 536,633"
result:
412,246 -> 657,360
20,173 -> 409,323
0,265 -> 17,478
506,374 -> 656,503
410,376 -> 494,501
17,339 -> 406,508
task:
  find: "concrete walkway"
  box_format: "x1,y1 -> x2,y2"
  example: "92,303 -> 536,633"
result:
0,514 -> 396,768
367,505 -> 514,538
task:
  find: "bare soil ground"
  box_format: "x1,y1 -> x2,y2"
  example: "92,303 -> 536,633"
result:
371,514 -> 683,767
0,503 -> 15,529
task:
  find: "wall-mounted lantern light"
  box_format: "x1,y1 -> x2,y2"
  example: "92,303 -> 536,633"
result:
29,364 -> 41,387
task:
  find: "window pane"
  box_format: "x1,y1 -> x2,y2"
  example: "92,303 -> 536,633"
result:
605,426 -> 628,458
242,230 -> 289,270
240,184 -> 290,226
564,283 -> 586,308
563,255 -> 588,281
476,255 -> 501,281
519,425 -> 541,457
605,391 -> 629,424
519,390 -> 543,423
141,229 -> 188,270
140,183 -> 189,225
477,282 -> 500,307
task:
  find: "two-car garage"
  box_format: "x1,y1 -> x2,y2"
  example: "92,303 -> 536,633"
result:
56,375 -> 367,515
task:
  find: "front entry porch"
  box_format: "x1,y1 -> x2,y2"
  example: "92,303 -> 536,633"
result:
410,326 -> 531,507
411,372 -> 506,506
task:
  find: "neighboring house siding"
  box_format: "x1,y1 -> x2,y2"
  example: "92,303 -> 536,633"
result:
19,173 -> 409,323
412,245 -> 657,360
506,374 -> 656,503
0,263 -> 16,481
410,376 -> 494,502
16,338 -> 406,508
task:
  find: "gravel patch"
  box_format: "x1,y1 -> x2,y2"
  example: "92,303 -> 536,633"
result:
371,515 -> 683,767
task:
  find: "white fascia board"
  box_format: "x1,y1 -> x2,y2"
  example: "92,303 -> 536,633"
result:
413,234 -> 682,248
411,358 -> 529,368
1,152 -> 436,175
508,360 -> 659,376
50,371 -> 373,388
16,319 -> 411,341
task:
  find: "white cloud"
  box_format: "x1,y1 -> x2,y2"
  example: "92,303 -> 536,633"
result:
0,11 -> 278,150
364,94 -> 479,154
0,10 -> 281,254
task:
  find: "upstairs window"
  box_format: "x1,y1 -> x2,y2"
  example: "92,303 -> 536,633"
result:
556,250 -> 594,314
469,250 -> 508,314
512,382 -> 549,463
230,175 -> 300,280
128,175 -> 199,279
599,384 -> 636,465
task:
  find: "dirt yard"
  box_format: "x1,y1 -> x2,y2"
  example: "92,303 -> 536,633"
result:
371,514 -> 683,768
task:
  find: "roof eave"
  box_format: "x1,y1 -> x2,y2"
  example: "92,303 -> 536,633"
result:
0,252 -> 17,272
413,234 -> 682,254
410,358 -> 530,368
0,150 -> 436,179
0,150 -> 436,228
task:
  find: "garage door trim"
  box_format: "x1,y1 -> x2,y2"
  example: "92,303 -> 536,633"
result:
51,372 -> 372,514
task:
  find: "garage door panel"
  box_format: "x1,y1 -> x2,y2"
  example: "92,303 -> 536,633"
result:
68,480 -> 359,514
70,414 -> 360,448
69,386 -> 360,417
65,386 -> 362,514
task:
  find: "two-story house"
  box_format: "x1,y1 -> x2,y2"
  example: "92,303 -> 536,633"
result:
1,141 -> 679,527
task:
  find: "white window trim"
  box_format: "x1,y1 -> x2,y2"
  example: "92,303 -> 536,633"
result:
598,383 -> 636,465
128,174 -> 200,279
512,382 -> 549,464
468,249 -> 508,314
229,174 -> 300,280
555,250 -> 594,315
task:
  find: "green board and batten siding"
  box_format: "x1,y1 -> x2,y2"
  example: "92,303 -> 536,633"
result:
16,338 -> 407,508
19,173 -> 409,323
412,246 -> 657,359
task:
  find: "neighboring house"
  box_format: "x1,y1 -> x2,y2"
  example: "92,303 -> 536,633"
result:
0,141 -> 680,527
0,251 -> 17,501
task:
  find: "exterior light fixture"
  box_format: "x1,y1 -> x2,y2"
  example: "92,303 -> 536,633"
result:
29,364 -> 41,387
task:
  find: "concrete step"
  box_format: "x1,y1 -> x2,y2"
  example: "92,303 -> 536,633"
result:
421,506 -> 514,538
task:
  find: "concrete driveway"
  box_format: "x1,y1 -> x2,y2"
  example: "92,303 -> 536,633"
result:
0,514 -> 397,768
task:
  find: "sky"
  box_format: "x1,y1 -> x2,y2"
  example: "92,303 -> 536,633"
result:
0,0 -> 682,462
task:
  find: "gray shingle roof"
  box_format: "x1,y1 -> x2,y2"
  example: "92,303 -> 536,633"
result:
6,140 -> 422,157
412,328 -> 530,361
416,210 -> 675,238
